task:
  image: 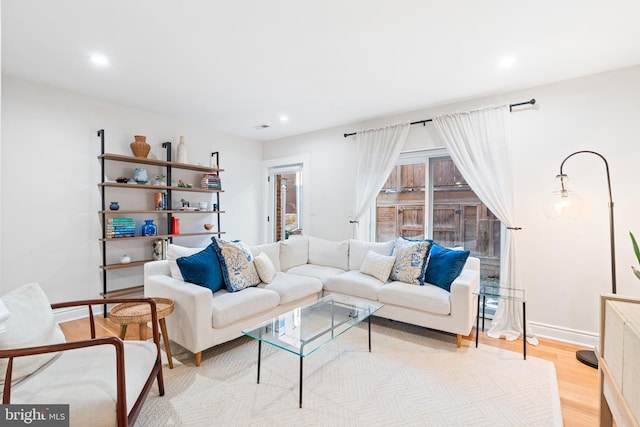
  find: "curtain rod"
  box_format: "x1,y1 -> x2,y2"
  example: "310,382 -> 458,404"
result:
343,98 -> 536,138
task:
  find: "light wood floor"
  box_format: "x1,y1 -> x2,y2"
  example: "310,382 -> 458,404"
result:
59,316 -> 599,426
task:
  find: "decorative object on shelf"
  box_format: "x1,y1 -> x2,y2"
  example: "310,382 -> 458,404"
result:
180,198 -> 190,208
177,179 -> 192,188
115,177 -> 129,183
198,201 -> 208,211
177,135 -> 187,164
142,219 -> 158,236
106,218 -> 135,238
152,239 -> 164,260
201,173 -> 221,190
543,150 -> 616,369
133,168 -> 149,184
154,174 -> 166,186
204,224 -> 214,231
120,255 -> 131,264
213,203 -> 219,211
130,135 -> 151,158
109,201 -> 120,211
172,217 -> 180,235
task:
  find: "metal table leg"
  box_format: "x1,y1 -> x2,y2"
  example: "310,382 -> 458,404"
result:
257,340 -> 261,384
299,356 -> 303,408
476,294 -> 481,347
368,315 -> 372,352
523,301 -> 527,360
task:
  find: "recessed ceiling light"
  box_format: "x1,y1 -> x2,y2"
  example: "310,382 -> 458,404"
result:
498,56 -> 516,68
279,115 -> 289,122
90,53 -> 110,67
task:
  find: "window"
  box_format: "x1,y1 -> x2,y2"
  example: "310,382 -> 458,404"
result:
375,151 -> 500,314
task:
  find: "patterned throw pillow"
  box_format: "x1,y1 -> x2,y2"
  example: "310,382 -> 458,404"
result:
360,250 -> 395,282
211,238 -> 261,292
390,237 -> 433,285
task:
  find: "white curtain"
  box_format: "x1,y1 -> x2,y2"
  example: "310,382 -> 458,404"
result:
433,105 -> 536,344
353,122 -> 410,240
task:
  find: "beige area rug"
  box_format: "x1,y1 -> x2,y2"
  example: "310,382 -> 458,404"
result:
138,319 -> 562,426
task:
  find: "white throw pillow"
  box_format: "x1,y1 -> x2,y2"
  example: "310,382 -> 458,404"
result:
167,244 -> 203,280
253,252 -> 277,284
279,235 -> 309,271
348,239 -> 395,270
249,242 -> 281,272
0,283 -> 67,385
360,250 -> 395,283
308,236 -> 349,270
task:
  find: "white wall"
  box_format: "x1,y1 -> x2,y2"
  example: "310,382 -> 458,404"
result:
263,65 -> 640,346
1,76 -> 263,306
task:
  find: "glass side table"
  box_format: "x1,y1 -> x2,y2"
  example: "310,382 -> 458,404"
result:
473,284 -> 527,360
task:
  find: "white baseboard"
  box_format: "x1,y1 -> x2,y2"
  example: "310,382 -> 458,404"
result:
529,320 -> 598,349
54,305 -> 105,324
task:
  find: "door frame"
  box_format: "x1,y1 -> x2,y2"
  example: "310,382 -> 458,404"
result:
262,154 -> 310,244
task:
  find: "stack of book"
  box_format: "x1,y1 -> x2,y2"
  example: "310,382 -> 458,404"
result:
106,218 -> 136,238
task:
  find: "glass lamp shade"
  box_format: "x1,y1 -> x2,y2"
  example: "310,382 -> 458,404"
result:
543,190 -> 584,218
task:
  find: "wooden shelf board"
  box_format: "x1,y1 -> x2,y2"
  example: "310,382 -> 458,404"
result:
100,182 -> 223,193
101,210 -> 225,214
101,286 -> 144,298
101,260 -> 152,270
99,153 -> 224,173
101,231 -> 224,241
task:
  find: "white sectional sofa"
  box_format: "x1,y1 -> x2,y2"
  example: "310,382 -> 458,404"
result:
144,236 -> 480,366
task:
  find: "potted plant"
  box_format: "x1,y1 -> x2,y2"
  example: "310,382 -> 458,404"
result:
154,174 -> 166,186
630,231 -> 640,280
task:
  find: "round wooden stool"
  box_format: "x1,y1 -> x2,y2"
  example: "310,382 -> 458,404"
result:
109,297 -> 175,369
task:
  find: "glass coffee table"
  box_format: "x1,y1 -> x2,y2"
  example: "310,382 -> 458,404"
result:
242,294 -> 383,408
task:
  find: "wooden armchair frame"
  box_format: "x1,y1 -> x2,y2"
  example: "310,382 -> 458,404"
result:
0,298 -> 165,427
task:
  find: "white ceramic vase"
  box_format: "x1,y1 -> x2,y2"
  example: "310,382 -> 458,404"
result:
177,135 -> 188,164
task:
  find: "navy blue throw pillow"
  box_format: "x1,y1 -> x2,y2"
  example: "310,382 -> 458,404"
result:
425,243 -> 470,292
176,244 -> 224,293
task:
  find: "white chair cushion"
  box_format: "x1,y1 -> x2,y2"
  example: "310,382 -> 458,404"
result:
323,270 -> 385,301
253,252 -> 277,284
8,341 -> 157,427
211,287 -> 280,328
258,273 -> 322,304
279,236 -> 309,271
167,244 -> 203,280
286,264 -> 346,283
0,283 -> 66,386
348,239 -> 395,270
308,236 -> 349,270
360,250 -> 395,283
378,281 -> 451,315
249,242 -> 282,272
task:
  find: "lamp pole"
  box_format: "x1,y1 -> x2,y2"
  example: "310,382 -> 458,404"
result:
558,150 -> 616,368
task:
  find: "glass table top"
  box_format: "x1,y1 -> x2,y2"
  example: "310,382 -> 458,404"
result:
242,294 -> 383,357
473,284 -> 526,302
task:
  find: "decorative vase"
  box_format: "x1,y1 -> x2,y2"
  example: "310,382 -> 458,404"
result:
133,168 -> 149,184
141,219 -> 157,236
152,239 -> 164,260
177,136 -> 188,164
130,135 -> 151,158
109,201 -> 120,211
120,255 -> 131,264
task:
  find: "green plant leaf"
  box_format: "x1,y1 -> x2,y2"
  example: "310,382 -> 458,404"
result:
631,231 -> 640,265
633,266 -> 640,281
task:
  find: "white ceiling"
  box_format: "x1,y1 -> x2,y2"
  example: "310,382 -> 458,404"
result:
3,1 -> 640,141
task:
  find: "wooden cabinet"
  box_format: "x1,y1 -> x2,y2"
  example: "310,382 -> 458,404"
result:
97,129 -> 224,299
599,294 -> 640,427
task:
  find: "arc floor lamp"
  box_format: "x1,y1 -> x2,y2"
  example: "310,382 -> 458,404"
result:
542,150 -> 615,369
